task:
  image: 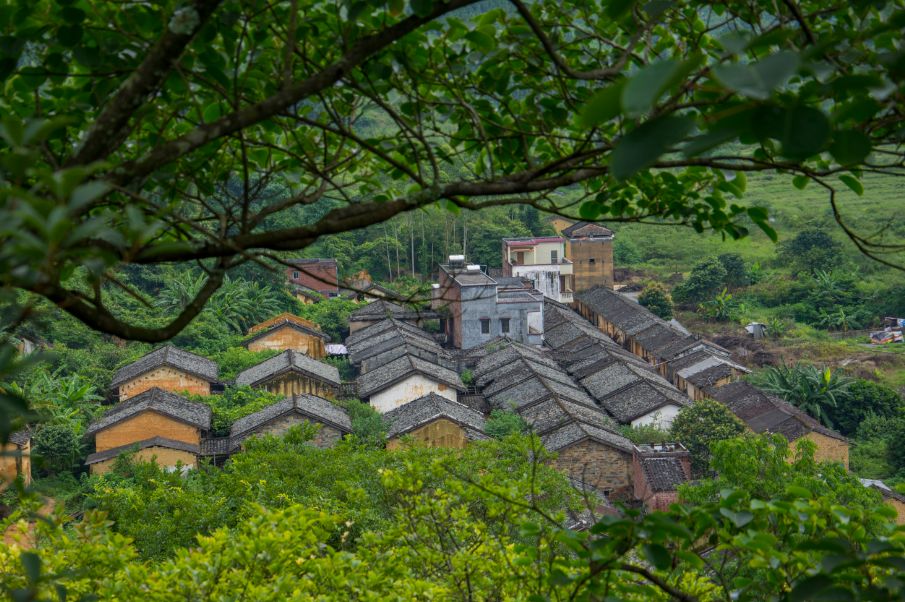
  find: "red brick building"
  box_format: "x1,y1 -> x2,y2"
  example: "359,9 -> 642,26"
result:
286,259 -> 339,297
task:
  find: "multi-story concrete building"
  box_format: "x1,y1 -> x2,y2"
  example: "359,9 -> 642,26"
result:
561,222 -> 615,291
433,256 -> 544,350
502,236 -> 574,303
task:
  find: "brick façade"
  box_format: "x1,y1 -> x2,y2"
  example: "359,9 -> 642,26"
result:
118,366 -> 211,400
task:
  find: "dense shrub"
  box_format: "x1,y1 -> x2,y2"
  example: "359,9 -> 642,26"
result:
638,283 -> 673,320
672,257 -> 727,305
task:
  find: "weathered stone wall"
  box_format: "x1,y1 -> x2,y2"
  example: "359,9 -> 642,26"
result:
119,367 -> 210,400
246,327 -> 325,358
551,439 -> 632,500
885,497 -> 905,526
386,418 -> 468,450
91,446 -> 197,475
94,412 -> 200,452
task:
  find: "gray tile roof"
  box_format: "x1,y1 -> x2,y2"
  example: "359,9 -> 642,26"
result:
541,421 -> 633,453
579,364 -> 690,424
110,345 -> 219,389
561,221 -> 614,238
356,354 -> 465,399
9,429 -> 30,447
230,394 -> 352,439
345,317 -> 434,348
708,381 -> 846,442
574,287 -> 662,337
640,456 -> 688,492
86,388 -> 212,436
384,393 -> 487,439
234,350 -> 341,388
348,325 -> 445,366
349,299 -> 438,321
359,344 -> 455,375
85,436 -> 200,465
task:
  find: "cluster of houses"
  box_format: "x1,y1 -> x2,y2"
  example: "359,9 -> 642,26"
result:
3,220 -> 903,521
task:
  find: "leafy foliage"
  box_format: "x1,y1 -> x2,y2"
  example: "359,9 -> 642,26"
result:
484,409 -> 528,439
637,283 -> 673,320
751,364 -> 853,428
670,399 -> 746,476
672,257 -> 728,305
825,379 -> 903,437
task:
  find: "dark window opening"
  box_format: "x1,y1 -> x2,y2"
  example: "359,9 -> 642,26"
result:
588,258 -> 596,265
292,270 -> 300,279
550,250 -> 558,264
480,318 -> 490,334
500,318 -> 510,333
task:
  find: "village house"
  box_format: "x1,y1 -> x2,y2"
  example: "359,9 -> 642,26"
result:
433,256 -> 543,350
229,394 -> 352,450
561,222 -> 615,292
473,341 -> 635,499
286,258 -> 339,298
243,313 -> 329,359
708,381 -> 849,467
861,479 -> 905,525
356,352 -> 465,413
632,443 -> 691,512
110,345 -> 220,401
384,392 -> 487,450
235,350 -> 341,398
543,302 -> 690,428
0,430 -> 31,490
348,298 -> 439,334
84,388 -> 212,474
574,286 -> 747,397
501,236 -> 575,303
346,319 -> 454,374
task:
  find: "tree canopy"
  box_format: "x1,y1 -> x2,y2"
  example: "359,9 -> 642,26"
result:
1,0 -> 904,345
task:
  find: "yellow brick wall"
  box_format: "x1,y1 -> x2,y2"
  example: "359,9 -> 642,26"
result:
569,238 -> 614,292
260,373 -> 336,399
90,447 -> 197,475
237,414 -> 343,449
885,498 -> 905,526
386,418 -> 468,450
0,440 -> 30,489
551,439 -> 633,500
94,412 -> 200,452
247,326 -> 326,359
804,431 -> 849,468
119,367 -> 210,400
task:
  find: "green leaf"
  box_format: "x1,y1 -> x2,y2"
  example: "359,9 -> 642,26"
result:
610,115 -> 694,180
388,0 -> 404,16
622,57 -> 700,117
829,130 -> 871,166
57,24 -> 83,47
839,174 -> 863,196
792,175 -> 810,189
779,106 -> 831,160
642,543 -> 672,571
203,103 -> 222,123
464,30 -> 495,53
579,201 -> 602,220
410,0 -> 433,17
713,51 -> 799,100
21,552 -> 40,584
578,80 -> 625,128
785,484 -> 812,499
605,0 -> 636,19
719,508 -> 754,528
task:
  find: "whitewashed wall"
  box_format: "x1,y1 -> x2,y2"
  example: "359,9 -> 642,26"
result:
370,374 -> 458,413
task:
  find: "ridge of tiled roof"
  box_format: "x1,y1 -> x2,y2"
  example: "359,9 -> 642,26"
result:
708,381 -> 846,442
561,221 -> 614,238
243,320 -> 329,348
110,345 -> 219,389
230,394 -> 352,439
234,350 -> 341,388
356,353 -> 465,398
384,392 -> 487,439
344,317 -> 434,348
86,387 -> 212,436
349,298 -> 438,320
84,436 -> 200,465
9,429 -> 30,447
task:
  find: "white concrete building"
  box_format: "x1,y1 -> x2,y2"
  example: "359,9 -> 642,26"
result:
502,237 -> 574,303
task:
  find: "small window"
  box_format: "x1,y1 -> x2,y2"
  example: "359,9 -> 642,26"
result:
550,250 -> 558,264
480,318 -> 490,334
292,270 -> 300,279
588,258 -> 596,265
603,489 -> 612,498
500,318 -> 510,333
